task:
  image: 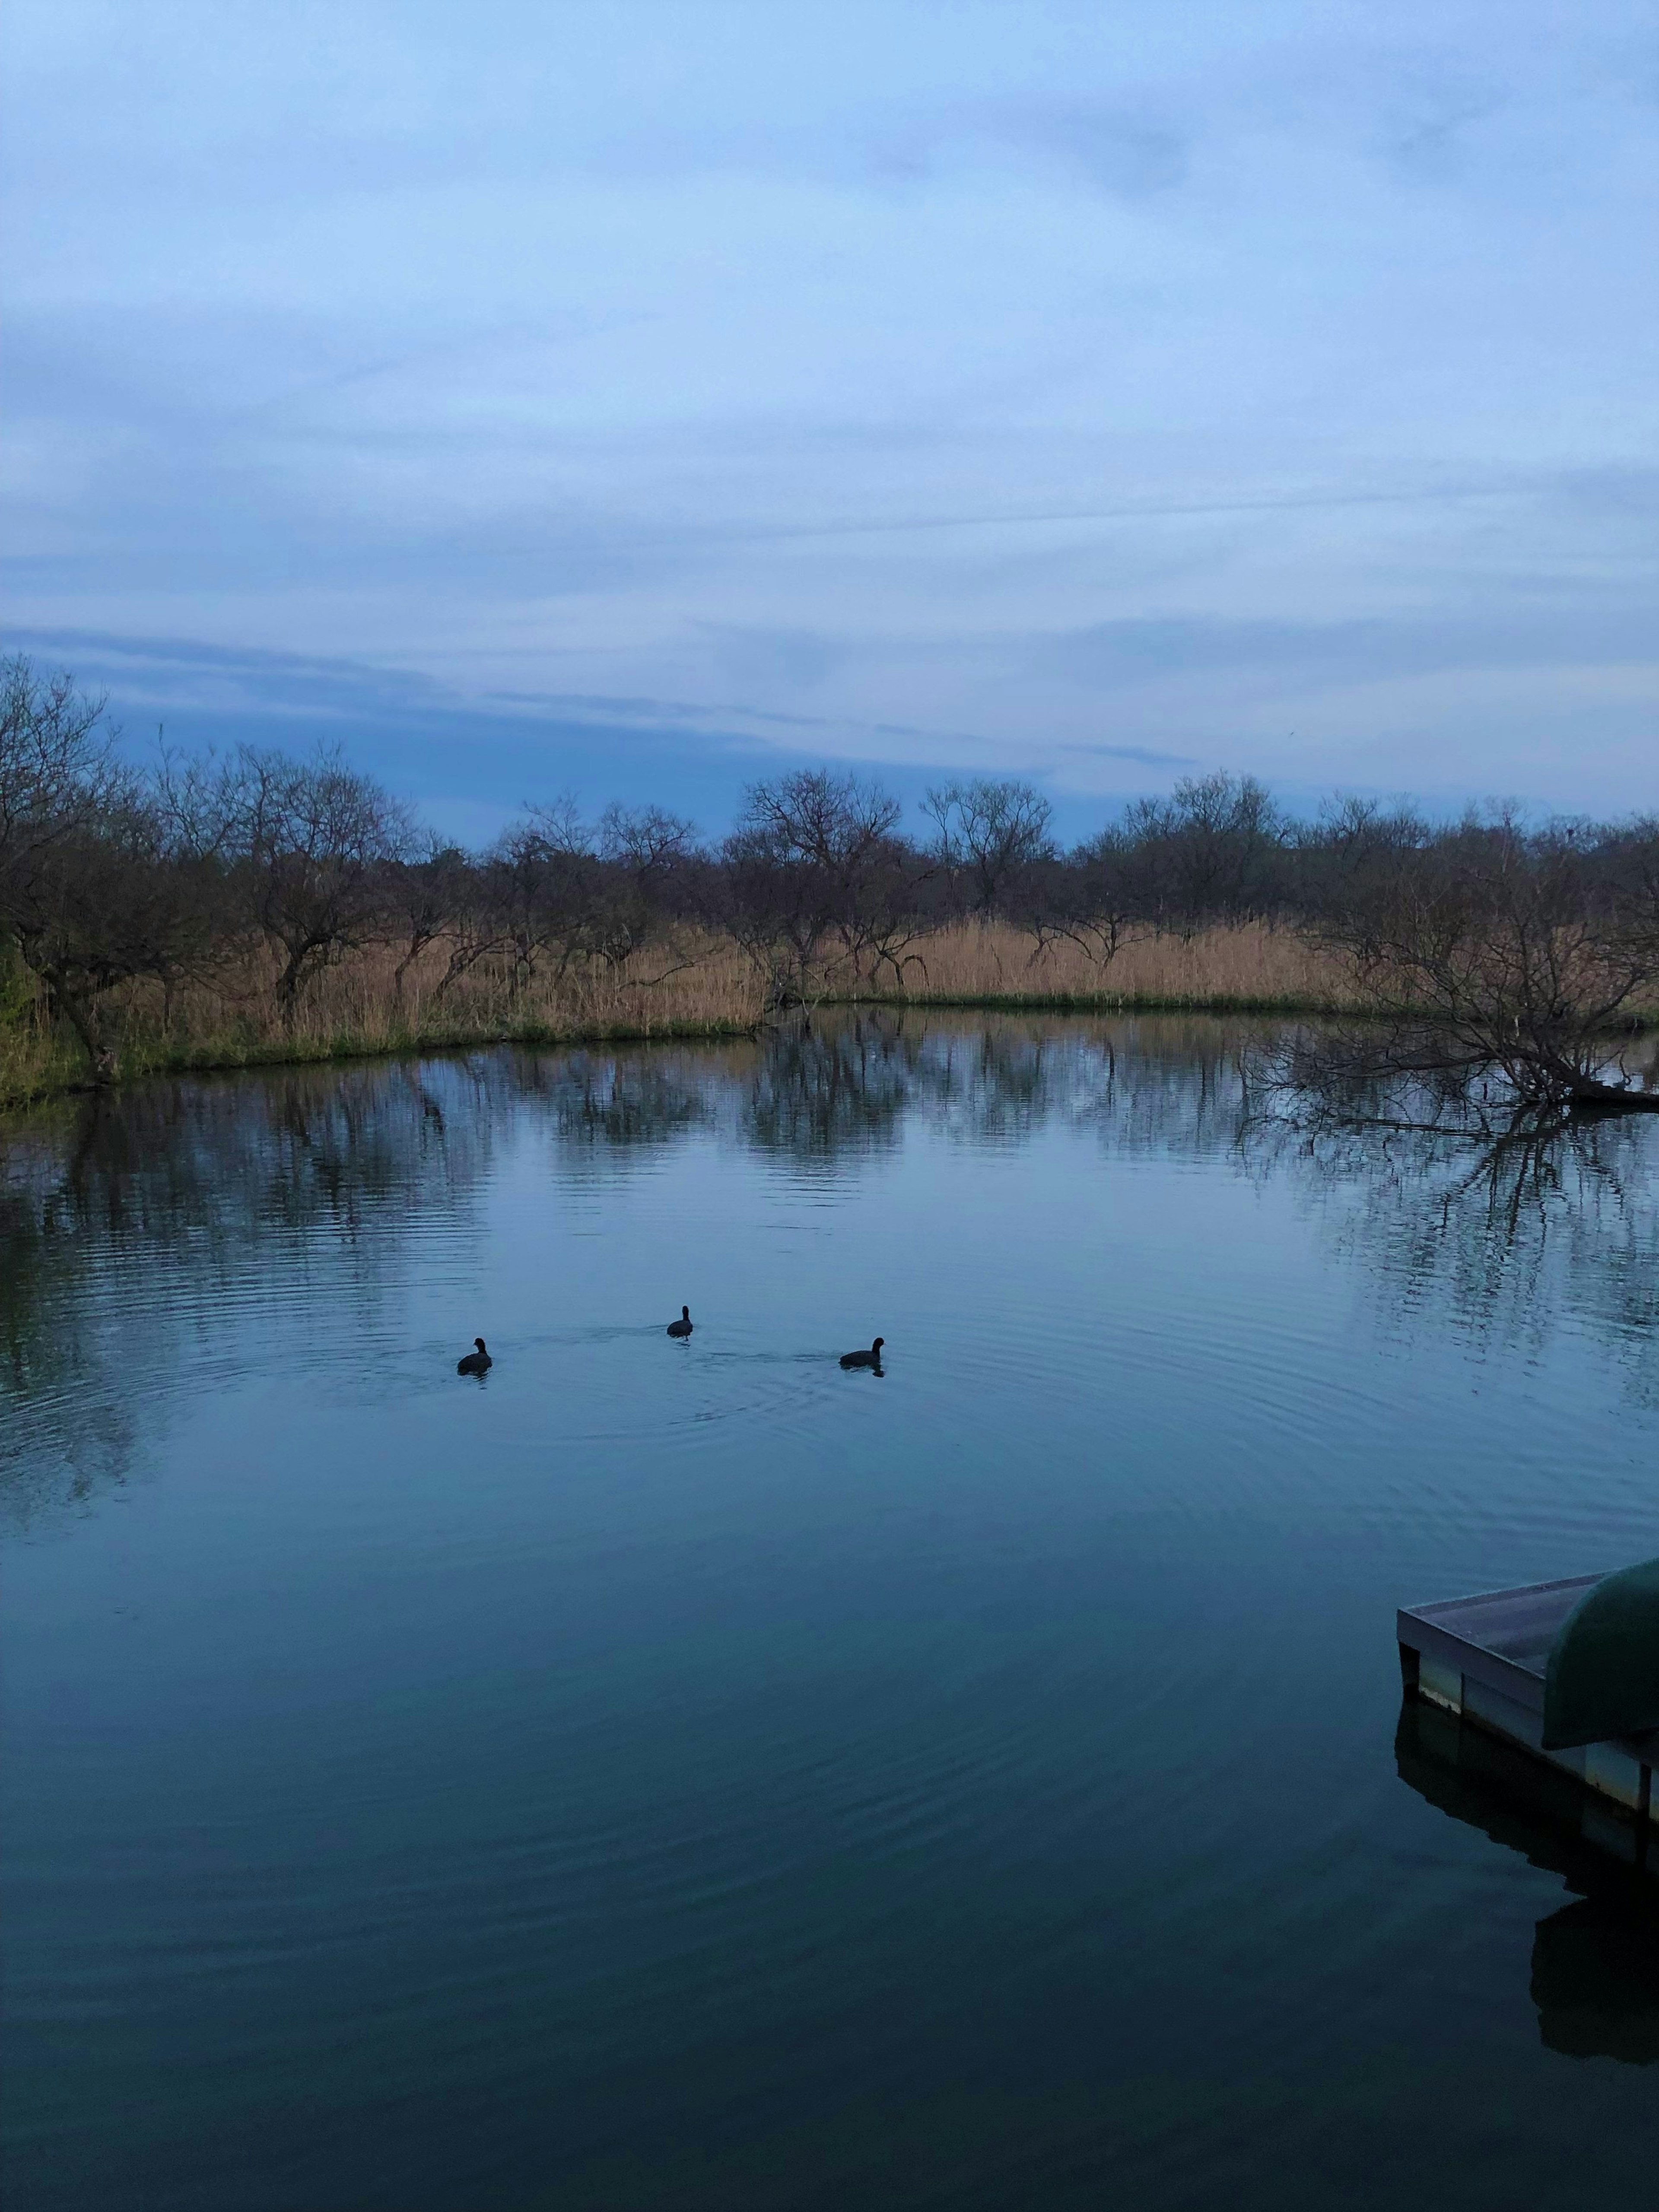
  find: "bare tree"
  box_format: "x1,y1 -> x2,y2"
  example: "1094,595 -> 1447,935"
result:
590,803 -> 700,975
1299,810 -> 1659,1119
0,660 -> 178,1076
3,783 -> 229,1078
1011,827 -> 1149,972
720,770 -> 914,1015
19,635 -> 1659,1131
430,866 -> 509,1002
923,777 -> 1055,915
841,832 -> 940,990
1122,771 -> 1286,932
378,835 -> 476,1008
482,798 -> 601,993
228,745 -> 414,1021
0,658 -> 121,910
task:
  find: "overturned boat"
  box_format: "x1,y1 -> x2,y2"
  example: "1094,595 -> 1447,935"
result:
1398,1558 -> 1659,1866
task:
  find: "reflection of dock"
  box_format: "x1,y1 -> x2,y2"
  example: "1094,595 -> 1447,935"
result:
1398,1576 -> 1656,1847
1396,1700 -> 1659,2063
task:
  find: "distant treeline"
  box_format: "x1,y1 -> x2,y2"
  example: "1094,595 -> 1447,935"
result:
5,653 -> 1659,1114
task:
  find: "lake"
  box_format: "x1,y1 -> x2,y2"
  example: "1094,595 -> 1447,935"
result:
4,1012 -> 1659,2211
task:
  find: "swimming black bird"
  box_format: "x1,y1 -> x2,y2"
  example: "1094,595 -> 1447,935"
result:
456,1336 -> 492,1375
839,1336 -> 884,1370
667,1306 -> 693,1338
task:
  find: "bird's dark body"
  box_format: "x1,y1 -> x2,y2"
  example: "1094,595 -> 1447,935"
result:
667,1306 -> 693,1338
839,1336 -> 884,1370
457,1337 -> 492,1375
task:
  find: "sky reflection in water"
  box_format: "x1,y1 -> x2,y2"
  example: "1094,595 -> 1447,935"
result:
3,1012 -> 1659,2212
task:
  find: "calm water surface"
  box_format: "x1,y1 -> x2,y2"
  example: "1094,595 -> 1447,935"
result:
4,1013 -> 1659,2209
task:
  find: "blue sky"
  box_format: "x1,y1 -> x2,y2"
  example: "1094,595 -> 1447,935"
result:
3,1 -> 1655,844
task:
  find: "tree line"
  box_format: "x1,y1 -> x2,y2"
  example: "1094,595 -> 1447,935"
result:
5,653 -> 1659,1116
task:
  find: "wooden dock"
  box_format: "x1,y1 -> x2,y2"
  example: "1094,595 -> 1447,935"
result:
1398,1573 -> 1659,1852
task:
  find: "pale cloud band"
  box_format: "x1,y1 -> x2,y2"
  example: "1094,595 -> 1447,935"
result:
3,1 -> 1655,822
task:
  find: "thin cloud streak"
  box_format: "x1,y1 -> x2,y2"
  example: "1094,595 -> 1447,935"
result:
698,479 -> 1536,546
3,0 -> 1655,819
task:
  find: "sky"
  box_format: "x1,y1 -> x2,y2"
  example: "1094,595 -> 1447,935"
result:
3,1 -> 1656,845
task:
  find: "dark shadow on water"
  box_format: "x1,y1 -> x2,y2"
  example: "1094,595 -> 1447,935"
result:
1534,1898 -> 1659,2064
1395,1697 -> 1659,2064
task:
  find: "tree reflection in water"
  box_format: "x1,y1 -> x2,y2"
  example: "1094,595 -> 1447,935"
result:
4,1011 -> 1658,1525
0,1058 -> 511,1526
1249,1040 -> 1659,1402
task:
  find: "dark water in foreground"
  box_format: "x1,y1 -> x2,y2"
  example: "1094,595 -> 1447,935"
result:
5,1013 -> 1659,2211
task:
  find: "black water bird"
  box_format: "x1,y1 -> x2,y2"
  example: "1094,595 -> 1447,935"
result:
667,1306 -> 693,1338
839,1337 -> 884,1371
457,1337 -> 492,1375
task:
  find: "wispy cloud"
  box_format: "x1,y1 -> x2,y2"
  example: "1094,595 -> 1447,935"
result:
3,0 -> 1654,819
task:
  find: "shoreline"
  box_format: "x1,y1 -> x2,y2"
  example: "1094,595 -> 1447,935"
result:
6,985 -> 1653,1116
0,989 -> 1355,1113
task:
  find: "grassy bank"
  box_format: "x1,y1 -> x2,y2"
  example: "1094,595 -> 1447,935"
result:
842,920 -> 1360,1014
0,934 -> 759,1110
0,923 -> 1363,1111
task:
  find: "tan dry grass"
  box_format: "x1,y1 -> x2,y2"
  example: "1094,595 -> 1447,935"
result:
847,920 -> 1359,1012
0,922 -> 1354,1110
0,932 -> 762,1110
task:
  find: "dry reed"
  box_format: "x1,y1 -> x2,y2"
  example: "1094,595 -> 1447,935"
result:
849,920 -> 1359,1013
0,922 -> 1357,1111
